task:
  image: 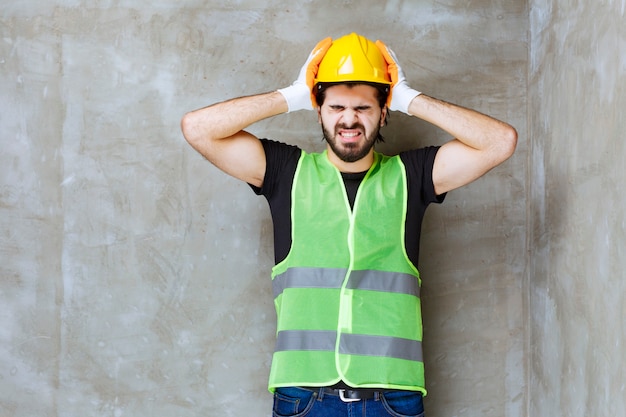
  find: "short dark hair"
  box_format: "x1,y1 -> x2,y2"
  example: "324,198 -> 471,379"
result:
314,81 -> 390,110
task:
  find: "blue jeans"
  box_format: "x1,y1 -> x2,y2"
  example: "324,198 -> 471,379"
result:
272,387 -> 424,417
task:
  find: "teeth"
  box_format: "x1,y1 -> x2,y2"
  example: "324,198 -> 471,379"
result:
342,132 -> 359,137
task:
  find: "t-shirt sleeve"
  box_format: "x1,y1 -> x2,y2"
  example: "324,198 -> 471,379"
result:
400,146 -> 446,206
399,146 -> 446,267
249,139 -> 301,198
248,139 -> 301,264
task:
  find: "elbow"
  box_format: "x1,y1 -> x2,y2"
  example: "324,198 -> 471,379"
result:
180,112 -> 198,145
506,125 -> 518,158
498,124 -> 518,162
181,110 -> 214,151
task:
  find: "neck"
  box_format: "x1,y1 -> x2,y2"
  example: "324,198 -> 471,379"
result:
326,147 -> 375,173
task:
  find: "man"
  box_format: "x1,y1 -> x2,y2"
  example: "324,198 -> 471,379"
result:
181,33 -> 517,417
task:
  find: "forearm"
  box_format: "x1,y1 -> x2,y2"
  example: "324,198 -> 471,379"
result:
407,94 -> 516,156
181,91 -> 288,146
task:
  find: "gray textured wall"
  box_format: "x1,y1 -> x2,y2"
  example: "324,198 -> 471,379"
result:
528,1 -> 626,416
1,2 -> 527,416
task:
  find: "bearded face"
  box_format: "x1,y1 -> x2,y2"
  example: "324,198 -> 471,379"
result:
321,119 -> 381,163
318,84 -> 386,164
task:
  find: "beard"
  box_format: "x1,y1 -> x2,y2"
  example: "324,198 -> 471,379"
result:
322,121 -> 381,163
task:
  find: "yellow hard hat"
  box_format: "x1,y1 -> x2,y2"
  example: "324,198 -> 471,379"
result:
314,33 -> 391,85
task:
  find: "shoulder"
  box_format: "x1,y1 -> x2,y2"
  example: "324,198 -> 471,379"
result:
397,146 -> 441,176
260,138 -> 301,157
398,146 -> 446,203
255,139 -> 303,197
399,146 -> 440,164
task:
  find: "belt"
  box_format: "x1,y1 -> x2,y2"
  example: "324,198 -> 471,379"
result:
299,386 -> 384,403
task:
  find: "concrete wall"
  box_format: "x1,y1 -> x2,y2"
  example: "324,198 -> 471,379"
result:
528,1 -> 626,416
1,2 -> 527,416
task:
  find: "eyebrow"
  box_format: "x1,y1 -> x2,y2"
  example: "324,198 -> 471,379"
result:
328,104 -> 373,110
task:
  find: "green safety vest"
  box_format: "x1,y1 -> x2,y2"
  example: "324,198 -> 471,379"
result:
268,150 -> 426,395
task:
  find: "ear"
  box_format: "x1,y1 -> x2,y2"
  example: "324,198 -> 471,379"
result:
380,106 -> 388,126
317,107 -> 322,124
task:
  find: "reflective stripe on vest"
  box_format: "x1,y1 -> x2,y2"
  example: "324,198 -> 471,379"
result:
268,150 -> 426,394
272,267 -> 421,299
275,330 -> 424,362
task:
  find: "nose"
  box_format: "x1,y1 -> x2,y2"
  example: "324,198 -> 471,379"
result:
342,108 -> 359,125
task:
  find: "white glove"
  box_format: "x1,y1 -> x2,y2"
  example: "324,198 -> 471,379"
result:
277,37 -> 332,112
376,40 -> 421,114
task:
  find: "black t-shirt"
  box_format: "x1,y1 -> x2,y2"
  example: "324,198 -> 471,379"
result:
251,139 -> 445,268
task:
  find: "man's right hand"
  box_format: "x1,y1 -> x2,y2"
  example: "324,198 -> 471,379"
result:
277,37 -> 332,112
